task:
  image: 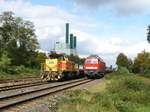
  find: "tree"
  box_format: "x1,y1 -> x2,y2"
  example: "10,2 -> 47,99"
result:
116,53 -> 129,68
128,58 -> 133,72
0,51 -> 11,71
67,54 -> 83,64
133,50 -> 150,73
0,11 -> 39,66
27,52 -> 46,68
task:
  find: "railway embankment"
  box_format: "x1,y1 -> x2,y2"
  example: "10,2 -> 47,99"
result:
57,72 -> 150,112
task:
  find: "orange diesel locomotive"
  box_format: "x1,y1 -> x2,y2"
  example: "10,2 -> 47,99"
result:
41,53 -> 84,81
83,55 -> 106,78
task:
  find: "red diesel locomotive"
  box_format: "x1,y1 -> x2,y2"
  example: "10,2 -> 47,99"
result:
83,55 -> 106,78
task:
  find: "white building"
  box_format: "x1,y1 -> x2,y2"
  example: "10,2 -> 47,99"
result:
53,23 -> 77,56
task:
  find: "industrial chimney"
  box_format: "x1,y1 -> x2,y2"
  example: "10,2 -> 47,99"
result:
70,33 -> 74,49
73,36 -> 77,49
66,23 -> 69,45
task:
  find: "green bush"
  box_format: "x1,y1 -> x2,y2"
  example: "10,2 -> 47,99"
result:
3,65 -> 25,74
114,100 -> 139,112
58,74 -> 150,112
0,52 -> 11,72
140,68 -> 150,78
142,74 -> 150,78
107,75 -> 150,112
117,66 -> 130,74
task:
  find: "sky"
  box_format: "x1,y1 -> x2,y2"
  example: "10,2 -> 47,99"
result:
0,0 -> 150,66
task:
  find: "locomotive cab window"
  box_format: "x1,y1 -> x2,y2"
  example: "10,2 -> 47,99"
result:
85,58 -> 98,64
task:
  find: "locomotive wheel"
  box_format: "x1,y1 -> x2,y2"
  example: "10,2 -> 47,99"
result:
97,72 -> 104,79
101,72 -> 104,77
50,72 -> 57,81
49,72 -> 63,81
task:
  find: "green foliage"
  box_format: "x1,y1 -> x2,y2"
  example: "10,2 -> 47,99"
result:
4,65 -> 31,74
0,52 -> 11,72
141,73 -> 150,78
0,11 -> 39,67
107,75 -> 150,112
117,66 -> 130,75
0,67 -> 40,80
133,50 -> 150,73
116,51 -> 150,76
116,53 -> 129,68
58,74 -> 150,112
0,52 -> 45,75
26,52 -> 46,69
67,54 -> 83,64
127,58 -> 133,72
34,52 -> 46,68
0,11 -> 45,77
58,90 -> 118,112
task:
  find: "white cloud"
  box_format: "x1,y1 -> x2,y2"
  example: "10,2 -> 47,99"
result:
0,0 -> 95,49
123,41 -> 150,57
0,0 -> 150,66
69,0 -> 150,16
71,29 -> 150,65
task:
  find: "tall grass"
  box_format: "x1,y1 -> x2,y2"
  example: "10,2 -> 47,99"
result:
58,70 -> 150,112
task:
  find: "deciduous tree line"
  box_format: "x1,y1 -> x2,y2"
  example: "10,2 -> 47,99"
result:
116,51 -> 150,74
116,26 -> 150,74
0,11 -> 46,73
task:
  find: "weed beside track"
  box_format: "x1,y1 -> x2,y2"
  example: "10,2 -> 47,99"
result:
58,73 -> 150,112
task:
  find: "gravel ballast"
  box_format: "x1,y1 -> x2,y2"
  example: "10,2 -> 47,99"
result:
1,79 -> 104,112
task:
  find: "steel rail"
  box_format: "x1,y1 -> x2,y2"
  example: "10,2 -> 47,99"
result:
0,78 -> 92,109
0,76 -> 40,84
0,80 -> 48,91
0,78 -> 87,99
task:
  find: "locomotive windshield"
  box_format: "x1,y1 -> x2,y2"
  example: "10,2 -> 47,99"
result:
85,58 -> 98,64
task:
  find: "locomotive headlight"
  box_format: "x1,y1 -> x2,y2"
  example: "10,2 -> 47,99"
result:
93,67 -> 97,69
85,67 -> 98,69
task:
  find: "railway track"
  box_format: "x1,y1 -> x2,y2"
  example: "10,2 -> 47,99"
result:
0,76 -> 44,91
0,78 -> 92,110
0,80 -> 47,91
0,76 -> 40,84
